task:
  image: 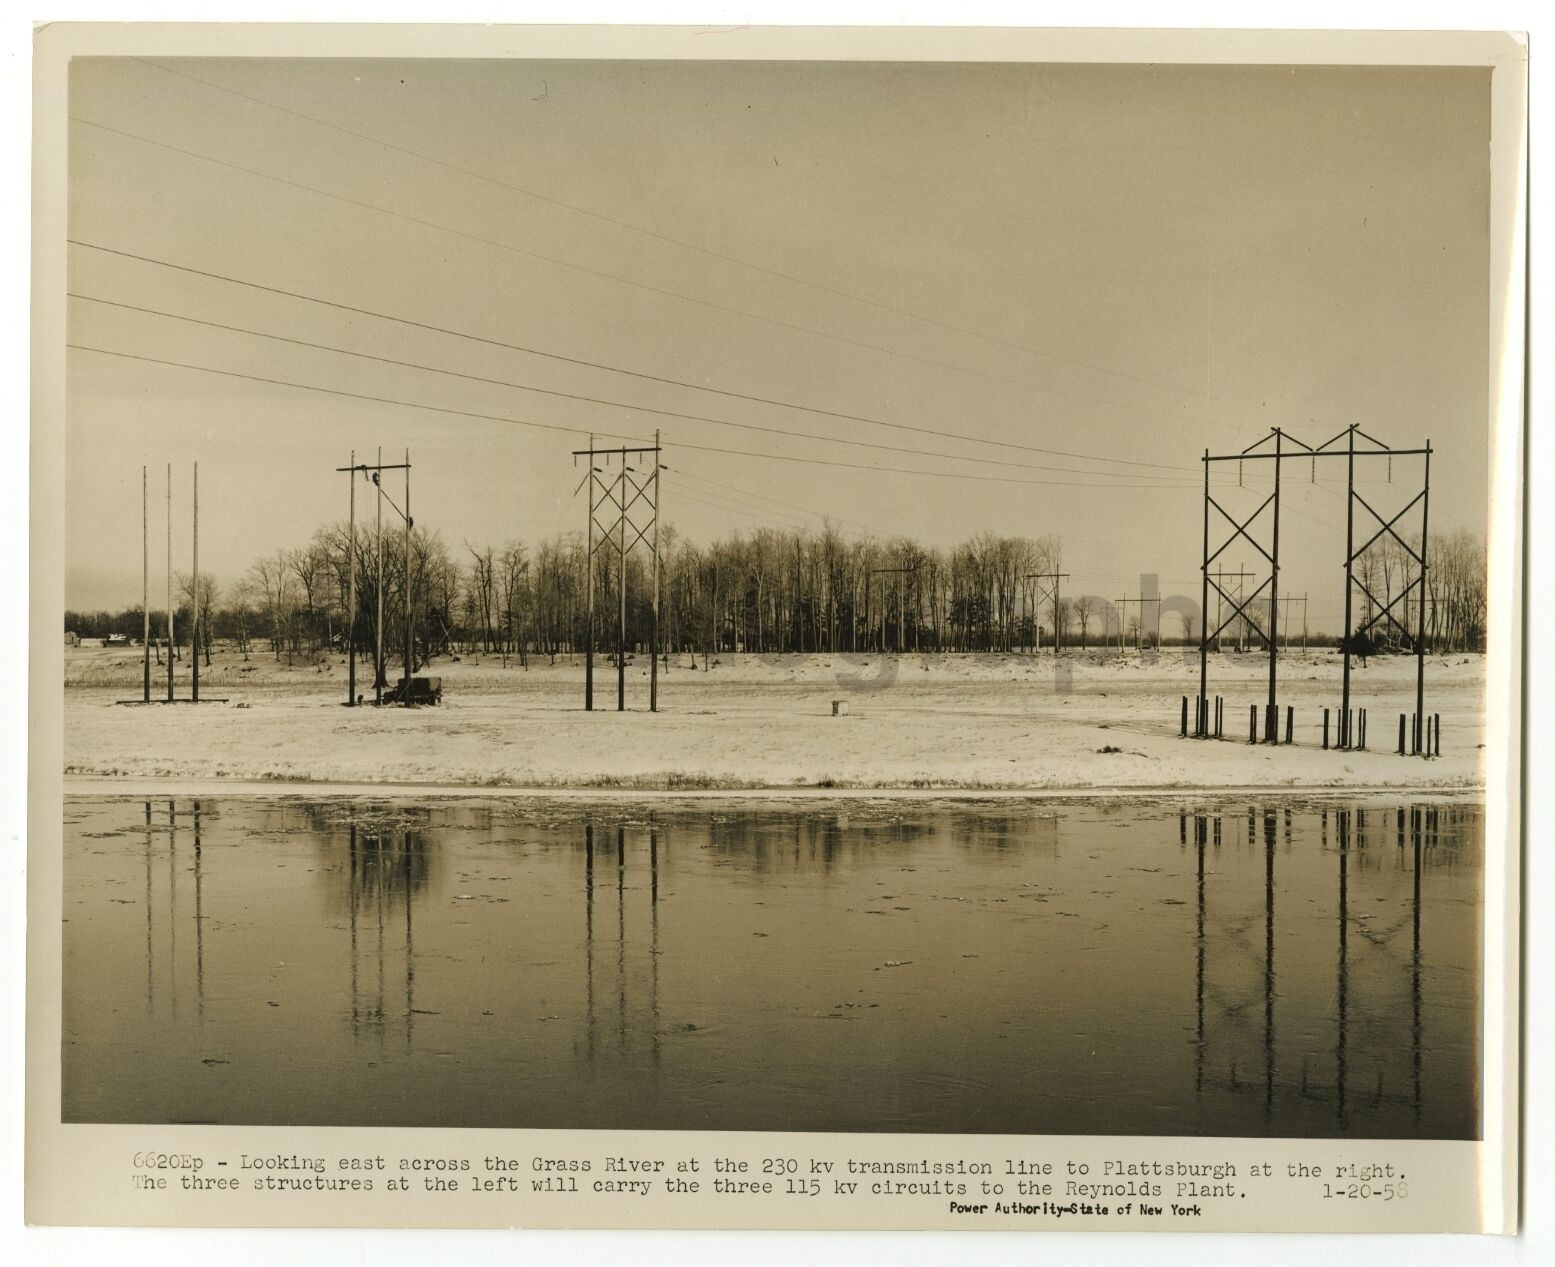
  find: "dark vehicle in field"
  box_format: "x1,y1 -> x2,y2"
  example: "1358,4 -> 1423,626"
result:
385,676 -> 443,705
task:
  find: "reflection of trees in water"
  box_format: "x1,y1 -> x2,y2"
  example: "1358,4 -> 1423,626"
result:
945,811 -> 1059,855
279,802 -> 440,925
701,812 -> 930,874
1181,802 -> 1478,1136
342,822 -> 433,912
689,808 -> 1056,873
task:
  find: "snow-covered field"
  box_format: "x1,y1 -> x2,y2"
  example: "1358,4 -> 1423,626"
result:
59,643 -> 1485,791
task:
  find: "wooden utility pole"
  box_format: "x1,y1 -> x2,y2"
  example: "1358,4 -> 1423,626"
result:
374,446 -> 385,705
192,462 -> 200,703
1341,426 -> 1356,738
403,447 -> 412,701
586,432 -> 595,712
619,444 -> 628,712
1415,443 -> 1431,756
1116,595 -> 1162,652
339,451 -> 409,703
1274,594 -> 1308,652
142,465 -> 150,703
1197,452 -> 1210,735
1266,429 -> 1283,742
165,463 -> 173,702
1211,566 -> 1254,652
347,449 -> 356,706
650,429 -> 661,713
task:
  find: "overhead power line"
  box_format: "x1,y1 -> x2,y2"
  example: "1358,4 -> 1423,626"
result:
67,238 -> 1196,474
68,342 -> 638,444
69,113 -> 1227,440
134,55 -> 1282,433
66,341 -> 1203,491
68,289 -> 1206,484
672,466 -> 896,538
672,486 -> 859,538
662,438 -> 1199,489
672,467 -> 908,540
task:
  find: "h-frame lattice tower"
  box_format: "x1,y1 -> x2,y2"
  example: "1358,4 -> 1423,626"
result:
1193,425 -> 1432,756
576,431 -> 663,712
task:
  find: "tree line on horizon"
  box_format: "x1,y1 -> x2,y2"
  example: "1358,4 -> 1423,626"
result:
65,520 -> 1489,669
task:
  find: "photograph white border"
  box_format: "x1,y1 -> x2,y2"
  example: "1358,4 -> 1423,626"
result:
10,6 -> 1542,1265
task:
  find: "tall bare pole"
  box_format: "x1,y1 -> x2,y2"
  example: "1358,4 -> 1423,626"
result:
1054,571 -> 1063,654
618,444 -> 627,712
1237,569 -> 1245,652
347,449 -> 357,706
1341,426 -> 1356,744
165,463 -> 173,702
650,430 -> 661,713
1198,450 -> 1209,735
142,465 -> 150,703
1416,442 -> 1431,756
403,447 -> 413,703
374,445 -> 384,706
1266,428 -> 1282,742
192,462 -> 200,703
585,432 -> 595,711
1213,568 -> 1222,653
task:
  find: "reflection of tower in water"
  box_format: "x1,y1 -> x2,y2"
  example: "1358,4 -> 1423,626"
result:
140,799 -> 208,1027
1182,803 -> 1465,1130
582,820 -> 662,1076
343,816 -> 430,1052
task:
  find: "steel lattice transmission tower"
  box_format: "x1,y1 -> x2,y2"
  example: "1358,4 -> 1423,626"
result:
1192,425 -> 1432,756
575,431 -> 664,712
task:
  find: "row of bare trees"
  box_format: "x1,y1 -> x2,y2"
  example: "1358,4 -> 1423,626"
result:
1355,527 -> 1487,653
66,523 -> 1065,666
66,521 -> 1489,663
441,525 -> 1068,662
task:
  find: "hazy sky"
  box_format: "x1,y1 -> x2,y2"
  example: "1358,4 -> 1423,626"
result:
64,57 -> 1491,624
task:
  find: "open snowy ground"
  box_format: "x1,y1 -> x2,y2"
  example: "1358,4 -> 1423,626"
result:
60,643 -> 1486,792
60,644 -> 1483,791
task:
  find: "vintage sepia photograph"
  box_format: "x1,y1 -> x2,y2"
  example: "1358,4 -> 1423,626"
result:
27,22 -> 1528,1239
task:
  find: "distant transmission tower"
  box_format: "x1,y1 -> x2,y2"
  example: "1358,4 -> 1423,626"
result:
574,431 -> 663,712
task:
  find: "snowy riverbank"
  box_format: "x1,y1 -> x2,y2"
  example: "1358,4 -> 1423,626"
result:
60,646 -> 1485,792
